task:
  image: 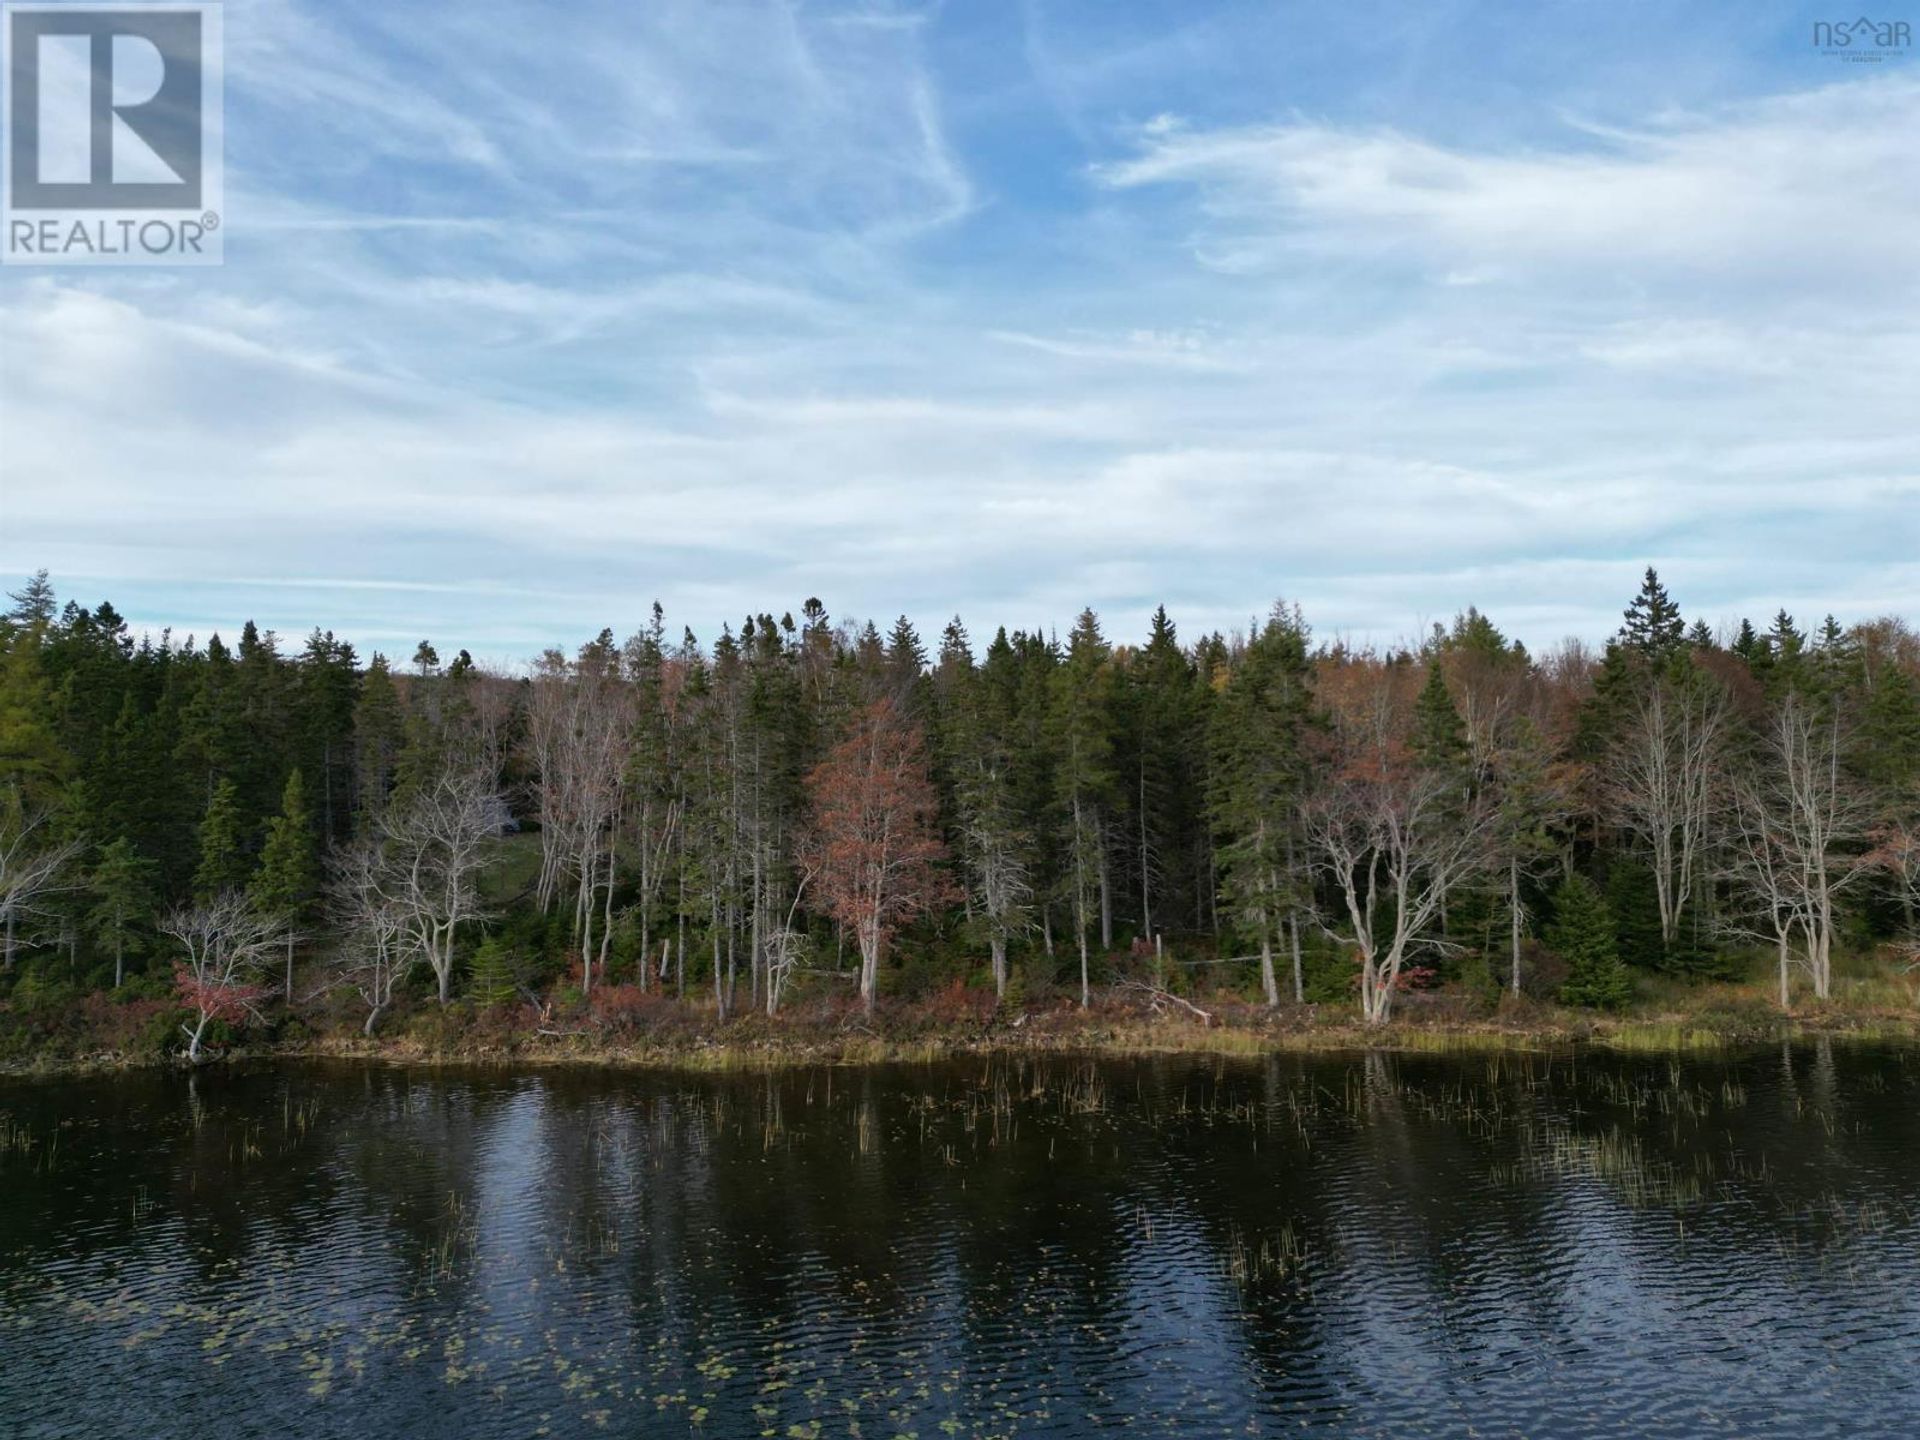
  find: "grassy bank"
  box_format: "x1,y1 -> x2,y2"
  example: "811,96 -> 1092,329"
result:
6,969 -> 1920,1078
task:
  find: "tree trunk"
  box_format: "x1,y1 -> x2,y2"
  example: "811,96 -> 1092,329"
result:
183,1013 -> 211,1063
1289,912 -> 1304,1005
990,936 -> 1007,1000
1098,844 -> 1112,950
1509,857 -> 1522,998
1138,765 -> 1152,939
860,925 -> 880,1014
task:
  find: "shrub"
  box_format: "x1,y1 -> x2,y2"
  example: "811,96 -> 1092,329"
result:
591,984 -> 667,1035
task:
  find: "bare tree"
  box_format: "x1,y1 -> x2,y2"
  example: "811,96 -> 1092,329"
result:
1607,674 -> 1727,948
1724,776 -> 1807,1010
804,698 -> 956,1014
1303,764 -> 1495,1024
161,893 -> 287,1062
1725,696 -> 1874,1001
1871,816 -> 1920,962
326,838 -> 411,1035
525,641 -> 634,994
966,803 -> 1032,1000
0,804 -> 81,970
382,760 -> 501,1005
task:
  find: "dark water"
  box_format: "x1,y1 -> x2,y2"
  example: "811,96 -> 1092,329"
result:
3,1047 -> 1919,1438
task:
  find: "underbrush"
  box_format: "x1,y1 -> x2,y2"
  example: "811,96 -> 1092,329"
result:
7,946 -> 1920,1074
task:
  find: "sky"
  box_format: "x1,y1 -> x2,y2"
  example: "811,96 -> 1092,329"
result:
3,0 -> 1917,664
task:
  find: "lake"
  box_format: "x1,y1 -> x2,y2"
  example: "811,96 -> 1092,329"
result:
3,1046 -> 1918,1438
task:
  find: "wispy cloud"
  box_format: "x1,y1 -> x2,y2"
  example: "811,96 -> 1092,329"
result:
2,3 -> 1914,659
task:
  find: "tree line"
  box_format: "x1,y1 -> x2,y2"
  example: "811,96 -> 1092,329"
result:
2,567 -> 1917,1052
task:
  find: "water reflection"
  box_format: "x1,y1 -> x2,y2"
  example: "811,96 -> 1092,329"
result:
3,1047 -> 1919,1437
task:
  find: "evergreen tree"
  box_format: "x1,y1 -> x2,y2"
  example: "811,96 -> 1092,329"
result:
0,625 -> 67,803
1550,875 -> 1632,1009
1050,610 -> 1116,1003
1606,863 -> 1666,970
1208,604 -> 1314,1004
1619,567 -> 1685,659
1411,659 -> 1468,772
87,837 -> 156,988
194,778 -> 251,900
1126,606 -> 1206,940
353,654 -> 404,824
4,570 -> 57,630
1861,663 -> 1920,792
252,769 -> 318,923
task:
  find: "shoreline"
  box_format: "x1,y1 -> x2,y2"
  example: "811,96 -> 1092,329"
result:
8,999 -> 1920,1080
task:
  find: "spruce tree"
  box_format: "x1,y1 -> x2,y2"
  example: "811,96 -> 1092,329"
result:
193,778 -> 251,900
1606,863 -> 1666,970
353,654 -> 404,825
1550,875 -> 1632,1010
1050,610 -> 1116,1003
4,570 -> 57,630
1411,660 -> 1468,772
87,837 -> 156,988
1619,567 -> 1685,659
252,770 -> 318,921
0,625 -> 67,803
1208,605 -> 1314,1004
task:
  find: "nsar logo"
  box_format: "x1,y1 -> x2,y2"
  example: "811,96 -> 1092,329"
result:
1813,15 -> 1912,60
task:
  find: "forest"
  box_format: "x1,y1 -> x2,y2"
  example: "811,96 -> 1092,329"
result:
2,566 -> 1918,1063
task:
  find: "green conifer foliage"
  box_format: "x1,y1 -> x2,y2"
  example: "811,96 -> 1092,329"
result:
1550,875 -> 1632,1010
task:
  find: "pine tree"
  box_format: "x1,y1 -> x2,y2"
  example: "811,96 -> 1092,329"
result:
194,778 -> 251,900
87,837 -> 156,988
1550,875 -> 1632,1010
1619,567 -> 1686,659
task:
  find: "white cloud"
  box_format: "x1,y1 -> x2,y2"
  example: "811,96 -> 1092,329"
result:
1096,79 -> 1920,284
3,7 -> 1916,659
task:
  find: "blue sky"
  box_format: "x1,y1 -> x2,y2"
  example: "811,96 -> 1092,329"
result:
3,0 -> 1916,662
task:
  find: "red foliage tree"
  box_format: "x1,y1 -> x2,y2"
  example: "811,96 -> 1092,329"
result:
804,698 -> 958,1013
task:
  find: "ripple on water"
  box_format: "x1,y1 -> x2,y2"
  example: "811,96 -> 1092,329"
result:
2,1048 -> 1920,1438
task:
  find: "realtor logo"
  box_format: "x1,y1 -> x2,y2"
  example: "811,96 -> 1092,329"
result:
4,3 -> 223,264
